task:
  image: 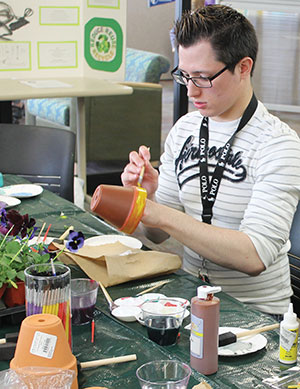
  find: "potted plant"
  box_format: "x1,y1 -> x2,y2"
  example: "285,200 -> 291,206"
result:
0,207 -> 84,307
0,208 -> 50,306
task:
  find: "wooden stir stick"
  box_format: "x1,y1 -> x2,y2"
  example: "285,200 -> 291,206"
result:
79,354 -> 137,370
136,279 -> 173,296
98,281 -> 115,311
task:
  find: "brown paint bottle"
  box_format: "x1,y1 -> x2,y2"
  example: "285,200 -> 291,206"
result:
190,285 -> 221,375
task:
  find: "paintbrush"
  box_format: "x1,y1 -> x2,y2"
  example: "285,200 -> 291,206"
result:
219,323 -> 279,347
136,279 -> 173,296
36,222 -> 46,244
137,146 -> 151,187
98,281 -> 116,311
50,225 -> 74,246
43,223 -> 52,242
137,165 -> 145,187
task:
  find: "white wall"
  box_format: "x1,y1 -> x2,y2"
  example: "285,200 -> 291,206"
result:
126,0 -> 175,79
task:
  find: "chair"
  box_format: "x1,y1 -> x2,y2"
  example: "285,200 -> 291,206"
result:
25,48 -> 170,134
0,124 -> 75,202
288,202 -> 300,316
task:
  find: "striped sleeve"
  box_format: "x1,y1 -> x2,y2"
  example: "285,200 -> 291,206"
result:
240,116 -> 300,268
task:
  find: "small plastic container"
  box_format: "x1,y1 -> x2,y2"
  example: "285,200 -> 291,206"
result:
136,360 -> 191,389
140,298 -> 186,346
71,279 -> 99,325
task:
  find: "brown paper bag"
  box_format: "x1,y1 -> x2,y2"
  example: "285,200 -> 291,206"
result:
52,242 -> 182,287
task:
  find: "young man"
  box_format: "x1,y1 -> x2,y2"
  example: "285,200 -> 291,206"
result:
121,5 -> 300,316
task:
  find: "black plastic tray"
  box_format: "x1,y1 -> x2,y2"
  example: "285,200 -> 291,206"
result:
0,299 -> 25,326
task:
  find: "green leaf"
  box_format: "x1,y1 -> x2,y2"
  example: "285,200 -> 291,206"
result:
16,270 -> 25,281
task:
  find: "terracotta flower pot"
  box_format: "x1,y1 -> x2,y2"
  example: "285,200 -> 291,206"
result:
3,280 -> 25,307
90,184 -> 147,234
10,313 -> 78,389
0,283 -> 7,299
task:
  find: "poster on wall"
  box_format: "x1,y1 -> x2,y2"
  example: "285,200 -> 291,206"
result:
148,0 -> 175,7
0,0 -> 127,81
0,4 -> 33,40
84,17 -> 123,72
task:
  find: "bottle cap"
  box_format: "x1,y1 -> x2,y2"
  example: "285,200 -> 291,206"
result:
283,302 -> 297,323
197,285 -> 221,300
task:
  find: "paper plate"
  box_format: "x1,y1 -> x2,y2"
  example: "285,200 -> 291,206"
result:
0,195 -> 21,208
0,184 -> 43,198
114,296 -> 146,307
85,234 -> 142,249
111,306 -> 142,322
167,297 -> 190,308
218,327 -> 267,356
114,294 -> 166,308
139,293 -> 166,301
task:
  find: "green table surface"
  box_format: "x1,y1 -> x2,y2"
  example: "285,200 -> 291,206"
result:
0,175 -> 292,388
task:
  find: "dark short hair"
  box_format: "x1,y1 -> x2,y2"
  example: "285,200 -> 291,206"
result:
174,5 -> 258,76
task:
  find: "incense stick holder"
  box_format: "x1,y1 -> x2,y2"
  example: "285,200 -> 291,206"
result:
24,264 -> 72,348
90,184 -> 147,234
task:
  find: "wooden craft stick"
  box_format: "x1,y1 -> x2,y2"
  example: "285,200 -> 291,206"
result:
59,225 -> 74,240
98,281 -> 114,310
136,279 -> 172,296
80,354 -> 137,369
36,222 -> 46,244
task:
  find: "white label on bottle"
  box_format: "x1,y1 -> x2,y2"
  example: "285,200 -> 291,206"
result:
190,313 -> 203,358
280,327 -> 297,351
30,331 -> 57,359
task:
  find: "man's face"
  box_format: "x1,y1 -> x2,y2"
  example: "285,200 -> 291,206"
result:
178,40 -> 245,121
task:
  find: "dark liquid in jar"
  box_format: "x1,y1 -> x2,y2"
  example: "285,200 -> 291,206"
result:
145,316 -> 180,346
72,304 -> 95,325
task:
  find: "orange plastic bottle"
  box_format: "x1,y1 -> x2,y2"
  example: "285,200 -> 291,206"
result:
190,285 -> 221,375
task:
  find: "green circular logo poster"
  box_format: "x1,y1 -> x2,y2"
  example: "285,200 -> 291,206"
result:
85,17 -> 123,72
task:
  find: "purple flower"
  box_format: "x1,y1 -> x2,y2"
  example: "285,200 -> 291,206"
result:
66,230 -> 85,252
0,208 -> 8,234
2,210 -> 36,238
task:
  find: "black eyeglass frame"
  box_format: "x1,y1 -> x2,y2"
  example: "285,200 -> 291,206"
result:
171,65 -> 229,88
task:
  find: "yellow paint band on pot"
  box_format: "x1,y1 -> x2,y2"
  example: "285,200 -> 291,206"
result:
120,187 -> 147,234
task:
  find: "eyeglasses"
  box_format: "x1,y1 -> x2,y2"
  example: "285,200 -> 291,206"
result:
171,65 -> 229,88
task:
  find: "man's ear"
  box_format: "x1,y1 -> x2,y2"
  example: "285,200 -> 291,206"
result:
238,57 -> 253,79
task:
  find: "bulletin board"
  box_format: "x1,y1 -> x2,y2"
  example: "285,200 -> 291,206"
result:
0,0 -> 127,81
